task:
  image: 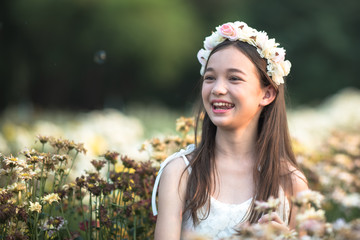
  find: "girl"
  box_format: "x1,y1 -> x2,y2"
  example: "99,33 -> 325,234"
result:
152,21 -> 308,239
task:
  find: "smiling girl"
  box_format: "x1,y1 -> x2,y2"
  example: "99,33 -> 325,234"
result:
152,21 -> 308,239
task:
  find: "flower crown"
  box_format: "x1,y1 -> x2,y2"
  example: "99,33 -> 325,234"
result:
197,21 -> 291,85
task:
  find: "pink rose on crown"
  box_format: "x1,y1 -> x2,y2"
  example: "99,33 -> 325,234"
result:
218,23 -> 238,41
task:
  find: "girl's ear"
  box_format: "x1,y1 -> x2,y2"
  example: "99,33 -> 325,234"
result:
260,86 -> 276,107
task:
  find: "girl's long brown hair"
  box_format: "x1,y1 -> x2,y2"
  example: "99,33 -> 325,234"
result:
183,40 -> 301,225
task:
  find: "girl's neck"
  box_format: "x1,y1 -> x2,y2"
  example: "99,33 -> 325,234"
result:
214,124 -> 258,163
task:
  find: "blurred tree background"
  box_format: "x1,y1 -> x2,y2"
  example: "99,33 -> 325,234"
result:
0,0 -> 359,112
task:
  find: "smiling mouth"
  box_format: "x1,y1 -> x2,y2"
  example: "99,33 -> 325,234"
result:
212,102 -> 235,110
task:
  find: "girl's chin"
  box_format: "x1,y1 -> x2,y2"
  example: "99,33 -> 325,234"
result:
210,119 -> 233,128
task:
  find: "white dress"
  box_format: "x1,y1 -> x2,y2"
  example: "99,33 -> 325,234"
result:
152,144 -> 290,239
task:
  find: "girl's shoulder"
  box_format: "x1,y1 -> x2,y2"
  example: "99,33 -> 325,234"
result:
288,164 -> 308,194
152,144 -> 195,216
161,144 -> 195,170
280,160 -> 308,194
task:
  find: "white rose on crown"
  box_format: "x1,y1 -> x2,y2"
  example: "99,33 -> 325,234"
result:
197,49 -> 211,66
271,48 -> 286,63
204,32 -> 225,51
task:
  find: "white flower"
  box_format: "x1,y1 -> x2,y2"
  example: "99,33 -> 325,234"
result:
294,190 -> 324,208
200,65 -> 206,76
204,32 -> 225,50
296,208 -> 325,222
258,38 -> 279,59
42,193 -> 60,205
342,193 -> 360,208
237,25 -> 256,45
255,196 -> 280,212
255,31 -> 269,50
271,47 -> 286,63
29,201 -> 42,213
272,75 -> 284,85
197,49 -> 211,66
233,21 -> 248,29
280,60 -> 291,76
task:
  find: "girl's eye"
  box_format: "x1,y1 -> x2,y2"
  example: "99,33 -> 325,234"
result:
204,76 -> 215,81
229,76 -> 242,81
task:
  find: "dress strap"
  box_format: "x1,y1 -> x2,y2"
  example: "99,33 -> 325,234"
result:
151,144 -> 195,216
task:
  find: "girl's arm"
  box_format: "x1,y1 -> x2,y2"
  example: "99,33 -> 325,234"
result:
154,157 -> 189,240
258,169 -> 308,230
288,170 -> 309,229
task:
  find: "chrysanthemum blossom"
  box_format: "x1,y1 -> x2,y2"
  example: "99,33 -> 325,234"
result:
255,196 -> 280,212
42,193 -> 60,205
29,201 -> 42,213
294,190 -> 324,208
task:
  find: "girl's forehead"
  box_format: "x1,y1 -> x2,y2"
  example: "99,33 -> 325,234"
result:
207,47 -> 257,73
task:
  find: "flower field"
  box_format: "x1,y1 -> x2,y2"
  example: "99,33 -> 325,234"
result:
0,88 -> 360,239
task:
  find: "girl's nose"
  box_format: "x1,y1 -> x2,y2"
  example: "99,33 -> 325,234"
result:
211,79 -> 227,95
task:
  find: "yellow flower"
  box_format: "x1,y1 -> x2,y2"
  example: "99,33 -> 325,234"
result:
115,164 -> 136,174
42,193 -> 60,205
29,201 -> 42,213
176,117 -> 195,134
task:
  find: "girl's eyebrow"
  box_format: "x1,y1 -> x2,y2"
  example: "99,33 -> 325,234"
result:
228,68 -> 246,75
205,67 -> 215,73
205,67 -> 246,75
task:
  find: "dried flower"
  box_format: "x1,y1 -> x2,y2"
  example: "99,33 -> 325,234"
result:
0,190 -> 13,204
87,183 -> 101,196
75,142 -> 87,154
104,151 -> 119,165
52,154 -> 70,163
50,137 -> 66,150
0,203 -> 16,224
99,205 -> 111,228
64,139 -> 77,151
76,175 -> 86,188
16,206 -> 28,222
122,192 -> 133,203
4,231 -> 28,240
176,116 -> 195,134
41,216 -> 67,237
37,135 -> 50,144
150,138 -> 166,152
91,159 -> 107,171
121,155 -> 138,169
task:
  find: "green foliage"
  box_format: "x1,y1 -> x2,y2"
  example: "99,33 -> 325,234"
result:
0,0 -> 359,109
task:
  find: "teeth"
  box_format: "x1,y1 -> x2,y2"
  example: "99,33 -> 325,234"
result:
213,102 -> 234,108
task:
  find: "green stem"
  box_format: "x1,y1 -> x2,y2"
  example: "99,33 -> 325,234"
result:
63,151 -> 79,184
60,204 -> 72,238
133,215 -> 137,240
89,194 -> 93,240
34,212 -> 39,240
5,169 -> 13,186
39,160 -> 46,197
